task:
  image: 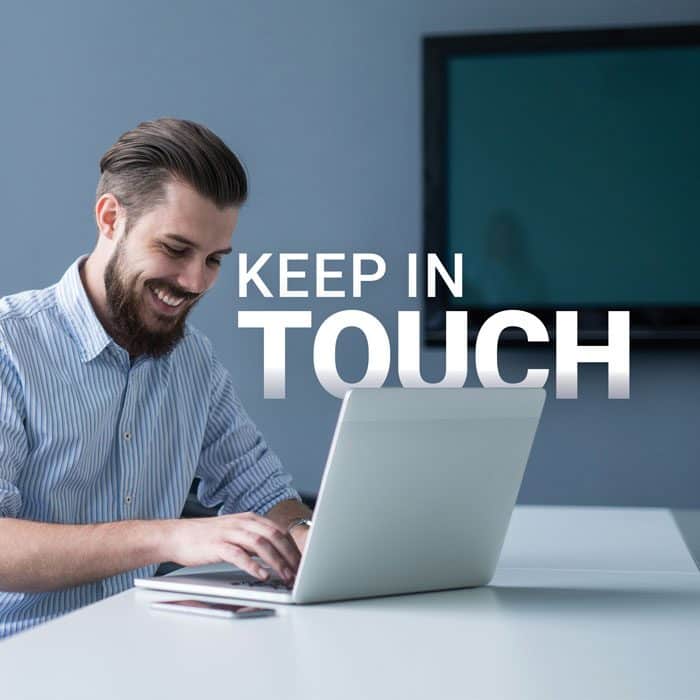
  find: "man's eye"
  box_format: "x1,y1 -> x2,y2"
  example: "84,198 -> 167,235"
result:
207,257 -> 222,267
163,244 -> 186,256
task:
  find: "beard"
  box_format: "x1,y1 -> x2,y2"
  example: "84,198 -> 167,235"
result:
103,239 -> 200,359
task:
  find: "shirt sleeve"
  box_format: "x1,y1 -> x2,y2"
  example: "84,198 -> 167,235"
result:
194,352 -> 300,516
0,342 -> 28,518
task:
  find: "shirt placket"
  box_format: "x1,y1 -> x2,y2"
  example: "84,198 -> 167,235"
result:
116,361 -> 144,519
102,353 -> 147,600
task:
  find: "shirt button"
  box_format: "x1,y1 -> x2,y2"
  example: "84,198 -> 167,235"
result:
125,495 -> 132,504
123,431 -> 132,441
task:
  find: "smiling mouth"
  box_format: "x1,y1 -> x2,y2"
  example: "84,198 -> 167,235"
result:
147,283 -> 190,316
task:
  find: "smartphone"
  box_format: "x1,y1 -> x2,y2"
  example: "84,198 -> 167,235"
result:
151,599 -> 276,619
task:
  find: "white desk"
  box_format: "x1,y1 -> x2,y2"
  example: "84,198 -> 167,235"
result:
2,507 -> 700,700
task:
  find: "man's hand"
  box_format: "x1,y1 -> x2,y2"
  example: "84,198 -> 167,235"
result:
291,523 -> 310,553
264,498 -> 313,554
164,513 -> 301,585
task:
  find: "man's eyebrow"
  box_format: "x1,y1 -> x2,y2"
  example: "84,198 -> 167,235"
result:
163,233 -> 232,256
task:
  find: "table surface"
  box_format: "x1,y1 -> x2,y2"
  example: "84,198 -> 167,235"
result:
2,506 -> 700,700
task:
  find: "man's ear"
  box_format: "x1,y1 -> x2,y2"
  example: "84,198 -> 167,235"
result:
95,194 -> 123,240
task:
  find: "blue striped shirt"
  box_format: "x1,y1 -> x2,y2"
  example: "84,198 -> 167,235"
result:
0,255 -> 299,638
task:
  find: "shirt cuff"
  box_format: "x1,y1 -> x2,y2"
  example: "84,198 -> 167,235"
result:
219,486 -> 301,517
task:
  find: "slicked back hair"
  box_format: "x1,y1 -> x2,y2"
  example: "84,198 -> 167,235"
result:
96,118 -> 247,230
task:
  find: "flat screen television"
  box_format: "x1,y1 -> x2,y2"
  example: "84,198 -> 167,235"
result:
423,23 -> 700,344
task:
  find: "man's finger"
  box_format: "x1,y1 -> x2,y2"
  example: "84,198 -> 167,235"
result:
244,520 -> 301,569
232,530 -> 294,582
217,542 -> 269,580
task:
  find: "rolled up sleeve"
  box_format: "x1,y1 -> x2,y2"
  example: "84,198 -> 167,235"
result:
0,344 -> 28,518
195,353 -> 299,516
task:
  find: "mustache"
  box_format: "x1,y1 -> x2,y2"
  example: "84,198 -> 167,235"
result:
146,280 -> 201,302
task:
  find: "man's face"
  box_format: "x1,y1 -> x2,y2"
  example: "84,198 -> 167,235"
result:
103,180 -> 238,358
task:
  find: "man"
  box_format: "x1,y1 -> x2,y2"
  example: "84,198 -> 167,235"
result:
0,118 -> 312,638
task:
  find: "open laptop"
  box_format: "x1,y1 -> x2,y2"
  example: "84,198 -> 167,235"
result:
134,387 -> 545,604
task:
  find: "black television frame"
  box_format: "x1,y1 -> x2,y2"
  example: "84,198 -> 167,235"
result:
423,23 -> 700,346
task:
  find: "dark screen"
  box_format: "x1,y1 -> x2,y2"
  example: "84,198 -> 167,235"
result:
446,45 -> 700,308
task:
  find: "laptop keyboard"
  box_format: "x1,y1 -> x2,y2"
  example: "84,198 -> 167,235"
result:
229,573 -> 293,591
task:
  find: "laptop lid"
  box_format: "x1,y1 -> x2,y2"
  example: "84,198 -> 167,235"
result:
293,387 -> 545,603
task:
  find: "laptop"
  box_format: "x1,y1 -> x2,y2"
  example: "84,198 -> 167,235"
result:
134,387 -> 545,604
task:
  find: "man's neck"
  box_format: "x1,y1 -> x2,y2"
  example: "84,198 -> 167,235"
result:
80,253 -> 114,338
80,253 -> 137,363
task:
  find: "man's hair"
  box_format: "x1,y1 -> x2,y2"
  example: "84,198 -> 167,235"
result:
96,118 -> 248,228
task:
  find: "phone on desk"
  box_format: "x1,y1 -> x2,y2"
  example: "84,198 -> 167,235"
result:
151,599 -> 276,619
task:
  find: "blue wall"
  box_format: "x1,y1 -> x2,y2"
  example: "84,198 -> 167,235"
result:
1,1 -> 698,506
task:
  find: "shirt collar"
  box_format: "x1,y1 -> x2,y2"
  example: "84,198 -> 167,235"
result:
55,255 -> 113,363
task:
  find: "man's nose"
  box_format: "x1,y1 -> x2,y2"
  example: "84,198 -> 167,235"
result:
177,259 -> 212,295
